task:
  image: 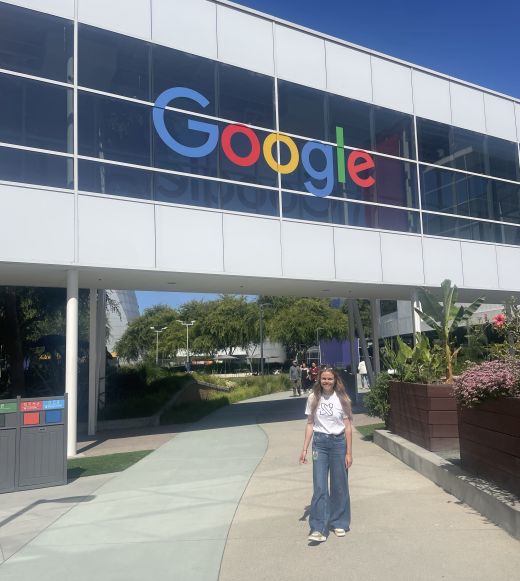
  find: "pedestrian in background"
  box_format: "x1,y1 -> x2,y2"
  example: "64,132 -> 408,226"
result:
301,361 -> 311,393
358,359 -> 369,388
299,367 -> 353,542
309,361 -> 319,386
289,360 -> 302,396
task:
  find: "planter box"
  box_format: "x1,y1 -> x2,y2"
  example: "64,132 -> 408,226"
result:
458,398 -> 520,496
389,381 -> 459,452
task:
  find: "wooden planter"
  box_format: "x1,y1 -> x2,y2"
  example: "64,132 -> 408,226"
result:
458,398 -> 520,496
389,381 -> 459,452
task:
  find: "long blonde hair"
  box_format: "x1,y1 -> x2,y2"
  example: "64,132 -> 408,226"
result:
309,368 -> 353,420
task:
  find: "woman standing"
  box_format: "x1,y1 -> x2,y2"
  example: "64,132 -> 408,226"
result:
299,368 -> 353,542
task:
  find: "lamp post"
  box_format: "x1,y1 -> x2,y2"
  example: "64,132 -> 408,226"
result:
177,320 -> 196,371
316,327 -> 323,366
150,326 -> 167,366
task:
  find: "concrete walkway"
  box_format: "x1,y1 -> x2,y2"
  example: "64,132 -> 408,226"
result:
1,392 -> 519,580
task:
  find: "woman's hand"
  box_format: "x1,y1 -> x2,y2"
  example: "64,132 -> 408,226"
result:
345,452 -> 353,469
299,449 -> 308,464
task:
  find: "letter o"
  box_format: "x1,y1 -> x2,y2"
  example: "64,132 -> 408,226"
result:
263,133 -> 299,174
221,125 -> 261,167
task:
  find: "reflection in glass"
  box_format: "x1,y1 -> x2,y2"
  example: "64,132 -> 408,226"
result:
417,117 -> 519,181
0,146 -> 72,189
0,2 -> 73,82
282,192 -> 345,224
278,80 -> 326,140
79,25 -> 150,100
79,160 -> 152,200
218,63 -> 274,129
422,213 -> 499,244
153,45 -> 216,114
155,173 -> 219,209
373,106 -> 414,159
420,165 -> 520,223
79,92 -> 151,166
0,73 -> 73,153
220,182 -> 278,216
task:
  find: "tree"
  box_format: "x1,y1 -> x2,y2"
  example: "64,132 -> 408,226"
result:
115,304 -> 184,362
414,279 -> 485,383
263,297 -> 347,360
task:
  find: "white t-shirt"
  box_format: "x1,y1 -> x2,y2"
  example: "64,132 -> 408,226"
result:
305,392 -> 347,435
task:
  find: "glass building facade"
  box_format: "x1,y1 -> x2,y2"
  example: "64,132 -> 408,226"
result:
1,1 -> 520,245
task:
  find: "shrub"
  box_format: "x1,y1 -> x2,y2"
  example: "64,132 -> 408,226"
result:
453,359 -> 520,408
364,373 -> 391,427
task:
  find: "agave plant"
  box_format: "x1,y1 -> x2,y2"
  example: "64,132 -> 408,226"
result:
414,279 -> 485,383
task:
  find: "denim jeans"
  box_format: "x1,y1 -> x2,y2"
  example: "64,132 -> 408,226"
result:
309,431 -> 351,534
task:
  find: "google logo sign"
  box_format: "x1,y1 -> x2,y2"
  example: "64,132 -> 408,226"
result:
153,87 -> 376,198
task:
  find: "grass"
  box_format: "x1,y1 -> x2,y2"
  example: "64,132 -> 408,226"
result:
67,450 -> 153,479
355,422 -> 386,441
161,374 -> 291,425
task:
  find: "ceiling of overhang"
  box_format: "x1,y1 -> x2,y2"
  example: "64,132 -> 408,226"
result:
0,261 -> 516,303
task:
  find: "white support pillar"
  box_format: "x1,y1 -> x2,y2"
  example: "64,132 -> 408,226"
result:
88,288 -> 97,436
96,290 -> 106,409
65,269 -> 79,457
411,291 -> 422,345
371,299 -> 381,374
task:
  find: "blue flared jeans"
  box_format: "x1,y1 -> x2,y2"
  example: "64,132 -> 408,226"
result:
309,431 -> 351,534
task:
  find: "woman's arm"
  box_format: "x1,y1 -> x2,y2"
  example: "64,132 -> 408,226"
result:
299,418 -> 314,464
344,417 -> 353,469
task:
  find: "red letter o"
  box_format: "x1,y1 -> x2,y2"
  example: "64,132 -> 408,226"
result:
221,125 -> 261,167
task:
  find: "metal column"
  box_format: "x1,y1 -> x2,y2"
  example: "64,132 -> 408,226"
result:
65,269 -> 79,457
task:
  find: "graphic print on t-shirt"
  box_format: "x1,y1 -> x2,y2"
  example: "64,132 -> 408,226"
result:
319,402 -> 334,416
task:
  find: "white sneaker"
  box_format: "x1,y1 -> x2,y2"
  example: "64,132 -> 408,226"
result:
308,531 -> 326,542
333,528 -> 346,537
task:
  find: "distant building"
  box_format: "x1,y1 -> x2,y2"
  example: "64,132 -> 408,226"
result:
106,290 -> 140,353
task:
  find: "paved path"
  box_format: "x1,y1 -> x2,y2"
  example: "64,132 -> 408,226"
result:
1,392 -> 519,580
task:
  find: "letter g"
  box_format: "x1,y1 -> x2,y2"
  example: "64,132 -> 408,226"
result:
153,87 -> 219,158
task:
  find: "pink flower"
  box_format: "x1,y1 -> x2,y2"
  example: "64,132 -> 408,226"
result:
492,313 -> 506,327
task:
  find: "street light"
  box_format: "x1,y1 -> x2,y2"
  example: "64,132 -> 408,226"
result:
177,320 -> 196,371
316,327 -> 323,366
150,326 -> 167,365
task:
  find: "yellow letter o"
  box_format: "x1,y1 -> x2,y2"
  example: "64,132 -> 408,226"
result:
263,133 -> 299,174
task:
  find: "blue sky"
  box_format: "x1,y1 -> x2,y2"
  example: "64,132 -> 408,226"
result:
137,0 -> 519,313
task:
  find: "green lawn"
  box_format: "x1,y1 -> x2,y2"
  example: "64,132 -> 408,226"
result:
67,450 -> 153,479
355,423 -> 386,441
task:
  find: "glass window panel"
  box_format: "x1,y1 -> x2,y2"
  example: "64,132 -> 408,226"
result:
282,192 -> 346,224
486,136 -> 519,181
78,25 -> 150,100
417,118 -> 451,167
220,182 -> 278,216
152,45 -> 216,115
278,80 -> 326,141
0,146 -> 72,188
218,63 -> 274,129
328,95 -> 371,149
0,2 -> 73,82
373,106 -> 415,159
422,213 -> 499,244
420,166 -> 496,220
153,109 -> 218,177
451,127 -> 486,174
154,172 -> 219,209
499,223 -> 520,246
219,124 -> 277,187
0,73 -> 72,153
377,206 -> 419,233
79,91 -> 151,166
493,180 -> 520,225
79,160 -> 152,200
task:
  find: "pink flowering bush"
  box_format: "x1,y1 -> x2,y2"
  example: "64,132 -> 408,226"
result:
453,359 -> 520,407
